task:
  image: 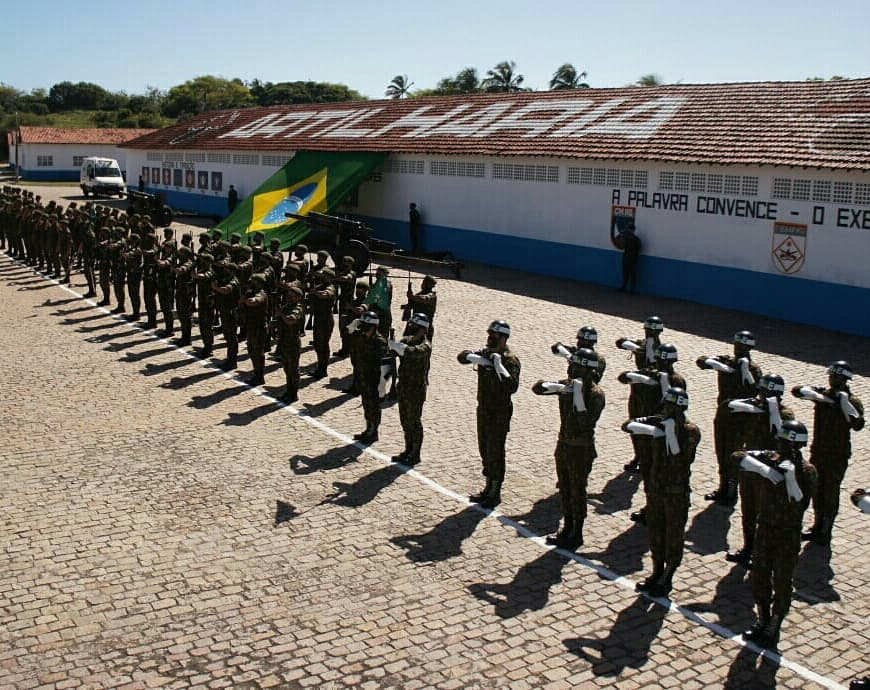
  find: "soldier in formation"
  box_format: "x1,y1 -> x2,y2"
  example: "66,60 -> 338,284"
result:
388,312 -> 433,466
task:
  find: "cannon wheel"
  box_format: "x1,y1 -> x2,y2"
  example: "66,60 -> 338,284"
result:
333,239 -> 370,275
153,204 -> 173,228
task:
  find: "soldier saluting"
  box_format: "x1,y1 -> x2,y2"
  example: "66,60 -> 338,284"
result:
532,347 -> 605,549
388,313 -> 432,466
458,320 -> 521,509
551,325 -> 606,384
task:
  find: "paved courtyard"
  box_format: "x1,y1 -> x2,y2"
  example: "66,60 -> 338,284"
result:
1,184 -> 868,689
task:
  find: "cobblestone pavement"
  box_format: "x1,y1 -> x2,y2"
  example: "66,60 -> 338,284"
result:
1,185 -> 867,689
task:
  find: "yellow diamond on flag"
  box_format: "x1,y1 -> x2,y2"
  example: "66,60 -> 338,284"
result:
248,168 -> 328,234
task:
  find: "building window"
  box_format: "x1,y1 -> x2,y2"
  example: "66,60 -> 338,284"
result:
262,155 -> 293,167
658,172 -> 674,191
812,180 -> 831,203
620,170 -> 634,188
491,163 -> 558,183
37,155 -> 53,167
593,168 -> 606,185
674,172 -> 690,192
72,156 -> 85,167
723,175 -> 741,196
567,168 -> 581,185
429,160 -> 485,178
690,173 -> 706,193
232,153 -> 260,165
741,176 -> 759,197
606,169 -> 620,186
634,171 -> 648,188
208,153 -> 232,164
147,152 -> 163,161
707,174 -> 723,194
772,178 -> 791,199
185,152 -> 206,162
855,183 -> 870,206
832,181 -> 853,204
385,159 -> 424,175
792,180 -> 811,201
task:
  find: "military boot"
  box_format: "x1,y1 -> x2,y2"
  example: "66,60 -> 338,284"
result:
758,614 -> 784,649
726,537 -> 753,567
811,517 -> 832,546
647,565 -> 677,598
470,479 -> 493,504
743,603 -> 771,643
630,506 -> 647,524
636,560 -> 665,592
546,516 -> 575,547
404,442 -> 422,467
704,479 -> 728,502
554,518 -> 584,550
248,370 -> 265,387
719,479 -> 739,506
480,480 -> 502,509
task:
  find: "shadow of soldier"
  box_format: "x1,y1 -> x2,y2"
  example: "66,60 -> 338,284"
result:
274,500 -> 300,525
723,645 -> 781,689
390,506 -> 487,563
582,521 -> 648,578
160,370 -> 222,390
289,445 -> 363,476
589,470 -> 642,516
323,465 -> 402,509
793,542 -> 840,603
220,400 -> 283,426
683,562 -> 754,633
563,595 -> 667,677
508,492 -> 562,536
468,550 -> 573,618
685,501 -> 735,556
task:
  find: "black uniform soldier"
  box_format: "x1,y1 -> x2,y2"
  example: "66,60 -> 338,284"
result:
276,284 -> 304,403
616,316 -> 664,472
533,347 -> 605,549
740,420 -> 817,649
618,220 -> 642,293
241,273 -> 269,386
792,361 -> 865,545
212,261 -> 241,371
193,253 -> 216,357
697,330 -> 763,505
727,373 -> 795,566
404,274 -> 438,340
173,246 -> 195,346
458,320 -> 521,509
623,387 -> 701,598
388,312 -> 433,466
309,267 -> 337,379
551,325 -> 606,383
123,233 -> 143,320
354,311 -> 388,444
155,229 -> 177,337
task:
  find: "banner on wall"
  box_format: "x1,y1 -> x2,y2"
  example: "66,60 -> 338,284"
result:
215,150 -> 387,250
771,222 -> 807,274
610,205 -> 637,248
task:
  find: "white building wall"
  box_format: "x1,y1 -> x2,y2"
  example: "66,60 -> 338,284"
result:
18,143 -> 133,179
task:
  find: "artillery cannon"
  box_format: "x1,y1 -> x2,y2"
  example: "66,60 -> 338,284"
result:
127,189 -> 173,227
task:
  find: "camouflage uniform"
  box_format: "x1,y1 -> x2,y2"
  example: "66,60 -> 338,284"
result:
109,232 -> 127,313
357,330 -> 388,439
156,236 -> 177,336
193,255 -> 215,356
242,278 -> 269,385
124,235 -> 143,319
213,265 -> 241,370
309,276 -> 336,378
405,278 -> 437,340
173,247 -> 195,345
276,288 -> 304,402
395,335 -> 432,461
141,235 -> 159,329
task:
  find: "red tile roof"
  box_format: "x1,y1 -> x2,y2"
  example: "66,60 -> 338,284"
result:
122,80 -> 870,171
18,127 -> 156,145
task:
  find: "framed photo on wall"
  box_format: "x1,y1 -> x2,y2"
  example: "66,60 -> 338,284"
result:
198,171 -> 209,190
173,169 -> 183,187
211,171 -> 223,192
185,170 -> 195,188
162,168 -> 172,186
151,168 -> 160,184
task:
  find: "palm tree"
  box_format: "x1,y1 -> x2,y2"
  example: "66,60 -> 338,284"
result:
549,63 -> 590,90
482,61 -> 525,93
385,75 -> 414,99
454,67 -> 481,94
636,74 -> 663,87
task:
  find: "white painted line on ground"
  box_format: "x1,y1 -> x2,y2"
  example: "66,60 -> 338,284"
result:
3,254 -> 846,690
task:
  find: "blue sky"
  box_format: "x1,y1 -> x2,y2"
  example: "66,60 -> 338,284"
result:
5,0 -> 868,98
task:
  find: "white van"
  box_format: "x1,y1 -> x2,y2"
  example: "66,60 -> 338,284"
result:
80,157 -> 126,198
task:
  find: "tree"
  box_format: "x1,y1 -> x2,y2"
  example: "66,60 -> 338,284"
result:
47,81 -> 121,111
0,83 -> 22,112
250,80 -> 365,105
385,75 -> 414,99
161,76 -> 254,119
482,61 -> 525,93
636,74 -> 663,87
549,63 -> 589,90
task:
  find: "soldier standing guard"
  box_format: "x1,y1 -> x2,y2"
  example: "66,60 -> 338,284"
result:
623,387 -> 701,598
697,330 -> 762,505
740,420 -> 817,649
532,348 -> 605,549
457,320 -> 521,509
155,228 -> 177,337
109,228 -> 127,314
726,373 -> 795,566
140,234 -> 159,329
173,246 -> 195,346
333,256 -> 358,357
212,262 -> 241,371
404,274 -> 437,340
388,312 -> 432,466
792,361 -> 865,545
123,233 -> 143,320
309,267 -> 336,379
242,274 -> 269,386
276,284 -> 304,403
616,316 -> 664,472
193,253 -> 216,357
354,311 -> 388,444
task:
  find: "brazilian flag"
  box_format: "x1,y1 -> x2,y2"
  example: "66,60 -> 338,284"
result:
216,150 -> 387,249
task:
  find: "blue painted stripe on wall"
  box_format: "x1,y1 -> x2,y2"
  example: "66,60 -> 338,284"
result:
19,169 -> 80,182
354,214 -> 870,338
149,188 -> 228,219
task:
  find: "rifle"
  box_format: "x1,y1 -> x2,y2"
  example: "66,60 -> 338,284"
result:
400,269 -> 412,322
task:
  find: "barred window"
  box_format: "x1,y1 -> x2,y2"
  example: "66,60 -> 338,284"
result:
674,172 -> 690,192
185,152 -> 206,163
37,155 -> 53,167
208,153 -> 232,164
772,178 -> 791,199
492,163 -> 559,183
620,170 -> 634,187
581,168 -> 594,184
262,154 -> 293,167
429,160 -> 485,178
690,173 -> 706,193
593,168 -> 606,185
385,159 -> 424,174
607,169 -> 620,186
634,171 -> 648,188
855,183 -> 870,206
233,153 -> 260,166
707,174 -> 723,194
792,180 -> 811,201
832,181 -> 853,204
567,168 -> 581,185
147,152 -> 163,161
741,176 -> 759,197
723,175 -> 741,195
72,156 -> 85,167
164,153 -> 183,163
812,180 -> 831,202
658,171 -> 674,190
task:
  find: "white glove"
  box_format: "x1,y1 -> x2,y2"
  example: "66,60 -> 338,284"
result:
705,357 -> 734,374
729,399 -> 764,414
738,357 -> 755,385
767,397 -> 783,433
779,461 -> 804,502
541,381 -> 569,394
378,363 -> 392,398
347,318 -> 361,333
465,353 -> 492,368
388,339 -> 407,356
572,379 -> 586,412
661,418 -> 680,455
625,421 -> 665,438
491,352 -> 510,380
555,344 -> 572,359
798,386 -> 833,404
644,337 -> 655,364
658,372 -> 670,398
740,455 -> 784,483
838,391 -> 860,421
626,372 -> 657,386
619,339 -> 641,352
